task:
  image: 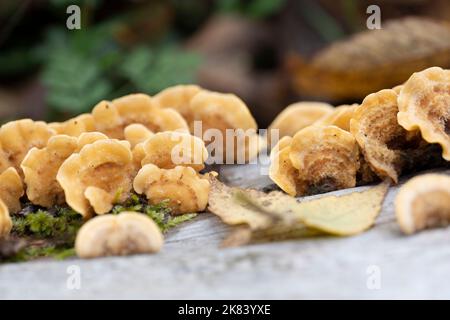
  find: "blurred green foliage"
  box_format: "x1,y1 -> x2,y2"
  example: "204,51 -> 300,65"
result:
0,0 -> 289,120
217,0 -> 286,19
0,0 -> 202,119
39,22 -> 201,118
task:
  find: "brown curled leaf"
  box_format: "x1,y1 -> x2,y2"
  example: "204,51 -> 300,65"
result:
288,17 -> 450,101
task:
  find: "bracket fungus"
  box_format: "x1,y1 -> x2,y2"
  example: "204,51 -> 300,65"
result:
75,132 -> 109,149
22,135 -> 78,207
268,102 -> 333,139
153,84 -> 202,125
395,174 -> 450,234
0,119 -> 55,174
269,136 -> 293,161
0,199 -> 11,238
289,125 -> 359,195
0,167 -> 24,213
75,212 -> 163,258
190,91 -> 259,161
21,133 -> 109,208
133,164 -> 210,214
269,146 -> 303,196
49,114 -> 96,137
124,124 -> 154,148
397,67 -> 450,161
315,104 -> 358,131
141,131 -> 208,172
351,89 -> 428,183
392,84 -> 404,94
57,139 -> 134,217
92,94 -> 189,139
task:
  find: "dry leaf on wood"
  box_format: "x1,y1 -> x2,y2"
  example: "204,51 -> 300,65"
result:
208,177 -> 389,246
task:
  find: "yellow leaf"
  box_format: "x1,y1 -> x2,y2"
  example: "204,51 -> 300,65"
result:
291,182 -> 389,236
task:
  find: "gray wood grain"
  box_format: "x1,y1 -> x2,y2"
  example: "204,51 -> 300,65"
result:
0,165 -> 449,300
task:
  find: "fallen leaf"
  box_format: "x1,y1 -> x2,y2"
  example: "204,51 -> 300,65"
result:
208,177 -> 389,246
290,182 -> 389,236
288,17 -> 450,101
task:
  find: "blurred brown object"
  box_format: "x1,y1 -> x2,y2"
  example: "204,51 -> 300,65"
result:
0,89 -> 20,120
287,17 -> 450,102
186,15 -> 287,128
0,78 -> 47,122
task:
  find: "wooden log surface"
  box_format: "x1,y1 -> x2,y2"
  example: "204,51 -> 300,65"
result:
0,162 -> 449,299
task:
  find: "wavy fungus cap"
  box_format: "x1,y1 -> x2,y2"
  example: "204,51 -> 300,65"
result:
92,94 -> 188,139
141,131 -> 208,172
57,139 -> 134,217
289,125 -> 359,195
21,133 -> 109,208
269,136 -> 293,161
75,132 -> 109,150
49,114 -> 96,137
133,164 -> 210,214
0,167 -> 24,213
269,146 -> 304,196
190,91 -> 258,162
395,173 -> 450,234
190,91 -> 257,133
315,104 -> 358,131
0,198 -> 11,238
124,124 -> 154,148
268,102 -> 333,139
75,212 -> 163,258
351,89 -> 419,183
397,67 -> 450,160
153,84 -> 202,125
22,135 -> 78,207
0,119 -> 55,174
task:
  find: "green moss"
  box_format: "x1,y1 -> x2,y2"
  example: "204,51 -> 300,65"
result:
6,194 -> 197,263
12,206 -> 83,241
110,196 -> 197,232
7,245 -> 76,263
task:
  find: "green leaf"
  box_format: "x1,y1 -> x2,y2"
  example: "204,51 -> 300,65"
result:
39,25 -> 120,115
42,49 -> 112,113
247,0 -> 286,19
119,46 -> 201,95
216,0 -> 286,19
